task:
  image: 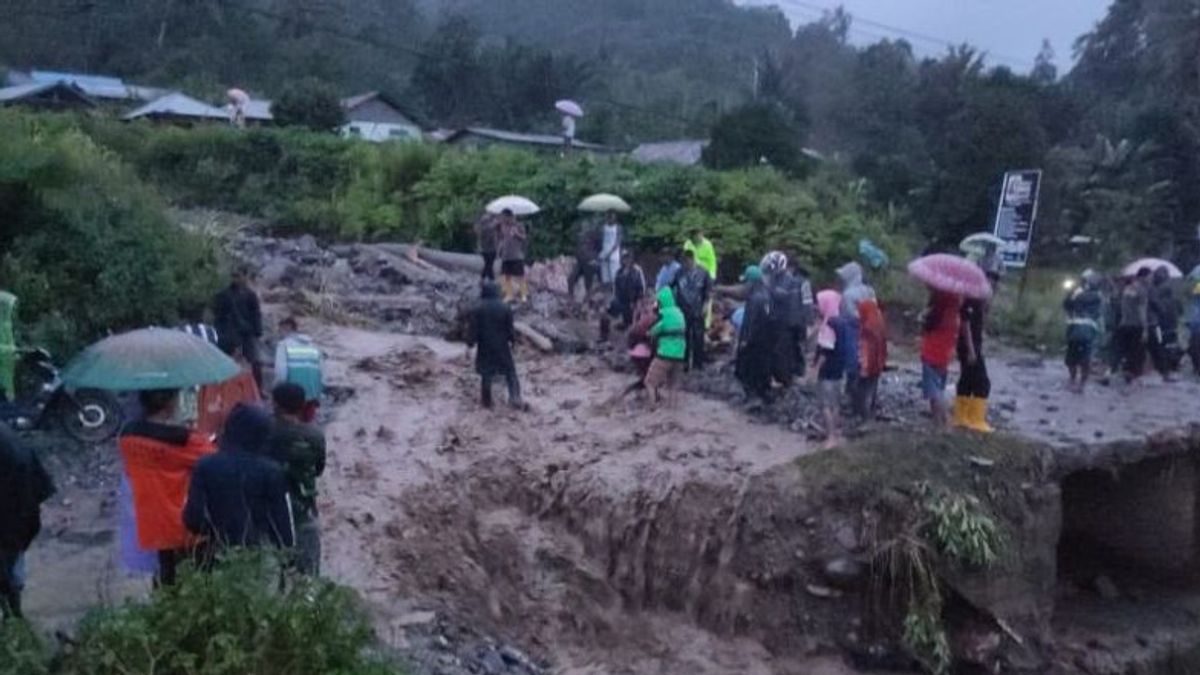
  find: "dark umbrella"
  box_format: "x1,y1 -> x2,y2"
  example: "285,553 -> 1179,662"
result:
62,328 -> 240,391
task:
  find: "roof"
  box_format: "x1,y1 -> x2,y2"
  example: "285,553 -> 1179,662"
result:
28,70 -> 165,102
0,81 -> 94,106
631,140 -> 709,166
445,127 -> 612,152
124,93 -> 228,121
225,99 -> 273,121
341,91 -> 424,127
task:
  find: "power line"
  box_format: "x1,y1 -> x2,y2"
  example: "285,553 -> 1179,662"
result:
757,0 -> 1035,68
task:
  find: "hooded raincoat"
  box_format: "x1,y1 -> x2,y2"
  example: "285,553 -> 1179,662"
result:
649,287 -> 687,361
736,272 -> 774,400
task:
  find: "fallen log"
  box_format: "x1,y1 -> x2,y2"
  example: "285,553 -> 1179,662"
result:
514,321 -> 554,352
374,243 -> 487,275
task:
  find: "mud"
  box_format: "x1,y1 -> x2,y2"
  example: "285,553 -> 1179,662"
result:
21,223 -> 1200,675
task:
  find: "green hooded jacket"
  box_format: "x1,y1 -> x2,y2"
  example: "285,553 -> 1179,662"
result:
650,287 -> 687,361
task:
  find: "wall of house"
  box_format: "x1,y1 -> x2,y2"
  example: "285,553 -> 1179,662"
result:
341,121 -> 421,143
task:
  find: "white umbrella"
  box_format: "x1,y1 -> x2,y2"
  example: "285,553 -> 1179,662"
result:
1123,257 -> 1182,279
486,195 -> 540,216
959,232 -> 1006,254
556,100 -> 584,118
578,193 -> 631,213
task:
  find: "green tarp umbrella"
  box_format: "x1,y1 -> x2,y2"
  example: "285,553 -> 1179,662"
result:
62,328 -> 240,391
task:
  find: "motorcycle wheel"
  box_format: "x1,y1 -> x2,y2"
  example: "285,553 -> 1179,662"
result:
59,389 -> 123,444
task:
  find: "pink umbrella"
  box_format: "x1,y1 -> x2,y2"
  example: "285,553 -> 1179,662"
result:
227,88 -> 250,106
1122,257 -> 1182,279
907,254 -> 993,300
555,99 -> 584,118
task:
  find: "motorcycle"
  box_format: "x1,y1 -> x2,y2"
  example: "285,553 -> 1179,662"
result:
0,348 -> 123,443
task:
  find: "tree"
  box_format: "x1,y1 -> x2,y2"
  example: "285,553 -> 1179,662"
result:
408,14 -> 488,126
702,103 -> 807,175
271,79 -> 346,132
1032,39 -> 1057,85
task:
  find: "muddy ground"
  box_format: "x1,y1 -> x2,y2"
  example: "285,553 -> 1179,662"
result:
21,224 -> 1200,674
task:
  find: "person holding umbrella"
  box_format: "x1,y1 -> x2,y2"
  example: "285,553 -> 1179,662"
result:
497,209 -> 529,304
62,328 -> 243,586
908,254 -> 992,429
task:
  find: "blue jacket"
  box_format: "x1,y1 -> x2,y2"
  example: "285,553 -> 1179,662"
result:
184,405 -> 295,549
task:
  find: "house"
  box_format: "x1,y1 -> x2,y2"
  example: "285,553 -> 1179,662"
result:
28,70 -> 166,104
0,81 -> 95,111
631,140 -> 709,166
340,91 -> 422,142
124,93 -> 228,124
442,127 -> 615,154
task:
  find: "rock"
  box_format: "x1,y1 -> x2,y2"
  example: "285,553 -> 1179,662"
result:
396,610 -> 437,627
834,524 -> 859,551
1094,574 -> 1121,600
822,557 -> 867,589
499,645 -> 532,668
478,647 -> 506,675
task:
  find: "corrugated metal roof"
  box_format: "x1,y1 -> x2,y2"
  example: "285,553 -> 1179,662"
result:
0,81 -> 94,105
224,99 -> 273,120
29,70 -> 165,102
447,127 -> 612,151
124,93 -> 228,121
631,140 -> 709,166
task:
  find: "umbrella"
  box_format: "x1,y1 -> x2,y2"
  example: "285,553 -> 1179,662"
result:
1122,258 -> 1182,279
907,254 -> 994,300
556,100 -> 584,118
1189,264 -> 1200,282
61,328 -> 241,391
578,193 -> 631,213
959,232 -> 1006,254
226,88 -> 249,106
486,195 -> 540,216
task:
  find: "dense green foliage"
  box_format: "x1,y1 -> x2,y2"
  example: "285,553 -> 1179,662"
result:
0,112 -> 221,355
271,79 -> 347,132
0,555 -> 401,675
77,117 -> 899,277
702,102 -> 808,176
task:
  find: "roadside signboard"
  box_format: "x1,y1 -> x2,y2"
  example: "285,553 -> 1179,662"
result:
992,169 -> 1042,268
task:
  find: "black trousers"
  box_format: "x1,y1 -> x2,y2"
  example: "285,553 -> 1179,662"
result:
481,251 -> 496,281
481,367 -> 521,407
1147,327 -> 1179,375
1189,330 -> 1200,376
684,312 -> 706,371
790,326 -> 807,378
568,260 -> 597,298
0,548 -> 21,618
956,356 -> 991,398
1116,326 -> 1146,377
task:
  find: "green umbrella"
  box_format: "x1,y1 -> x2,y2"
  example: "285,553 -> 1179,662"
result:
62,328 -> 241,391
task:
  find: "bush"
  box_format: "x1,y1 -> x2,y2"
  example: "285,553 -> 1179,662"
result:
0,619 -> 51,675
0,112 -> 222,355
271,79 -> 347,132
62,554 -> 399,675
72,116 -> 902,279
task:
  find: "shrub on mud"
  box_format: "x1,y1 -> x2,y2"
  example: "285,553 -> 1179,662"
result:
61,554 -> 400,675
0,112 -> 221,355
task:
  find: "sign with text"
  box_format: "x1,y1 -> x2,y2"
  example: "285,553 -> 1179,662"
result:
992,169 -> 1042,268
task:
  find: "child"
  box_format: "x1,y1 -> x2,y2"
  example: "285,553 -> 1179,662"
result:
646,287 -> 687,407
273,317 -> 323,422
920,289 -> 963,429
812,290 -> 849,448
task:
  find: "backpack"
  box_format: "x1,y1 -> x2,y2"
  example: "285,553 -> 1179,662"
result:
280,338 -> 323,401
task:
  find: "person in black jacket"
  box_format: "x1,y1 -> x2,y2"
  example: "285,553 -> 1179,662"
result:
671,249 -> 712,371
0,426 -> 55,618
467,282 -> 525,409
1147,266 -> 1182,380
736,265 -> 774,404
184,404 -> 295,555
212,269 -> 265,389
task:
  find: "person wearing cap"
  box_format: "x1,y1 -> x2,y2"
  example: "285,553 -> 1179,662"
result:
1064,270 -> 1105,393
735,265 -> 774,404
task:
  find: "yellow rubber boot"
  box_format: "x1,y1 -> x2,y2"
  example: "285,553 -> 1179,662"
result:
951,396 -> 971,428
966,397 -> 995,433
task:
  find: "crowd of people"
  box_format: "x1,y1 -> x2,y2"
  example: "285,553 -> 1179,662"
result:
1062,263 -> 1199,392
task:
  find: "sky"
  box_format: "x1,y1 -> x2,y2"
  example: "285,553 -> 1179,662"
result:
741,0 -> 1113,71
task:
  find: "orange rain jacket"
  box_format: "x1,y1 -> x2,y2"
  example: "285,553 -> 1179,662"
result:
119,421 -> 216,551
